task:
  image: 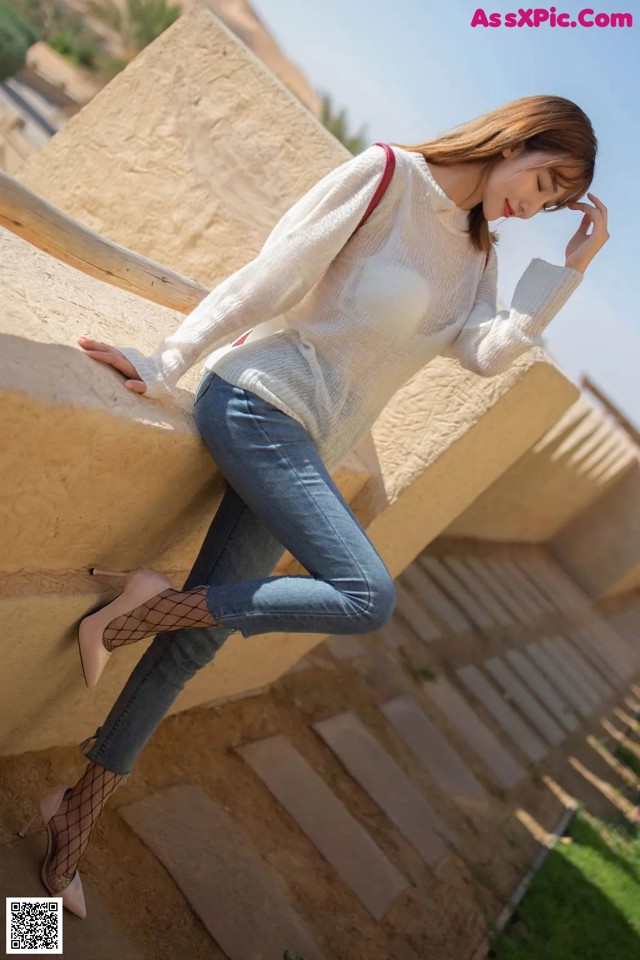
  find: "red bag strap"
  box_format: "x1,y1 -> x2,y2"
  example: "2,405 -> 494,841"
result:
230,144 -> 395,350
355,142 -> 396,232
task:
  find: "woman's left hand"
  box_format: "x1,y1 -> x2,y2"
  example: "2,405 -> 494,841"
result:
77,337 -> 148,394
564,192 -> 609,274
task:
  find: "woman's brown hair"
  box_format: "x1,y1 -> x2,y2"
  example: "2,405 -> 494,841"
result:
390,95 -> 597,256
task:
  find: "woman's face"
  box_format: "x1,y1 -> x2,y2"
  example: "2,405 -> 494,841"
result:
483,144 -> 573,222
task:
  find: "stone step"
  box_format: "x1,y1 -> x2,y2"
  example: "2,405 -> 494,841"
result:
419,556 -> 494,629
536,636 -> 602,710
525,642 -> 592,719
484,656 -> 566,747
402,563 -> 472,633
380,694 -> 488,808
507,559 -> 557,614
568,624 -> 628,685
1,832 -> 144,959
505,648 -> 579,731
483,559 -> 542,621
515,552 -> 565,614
456,664 -> 548,763
237,734 -> 408,920
422,676 -> 525,788
119,784 -> 326,960
395,580 -> 442,642
441,556 -> 513,626
582,620 -> 636,677
313,711 -> 455,866
554,635 -> 613,700
465,557 -> 531,622
526,555 -> 590,619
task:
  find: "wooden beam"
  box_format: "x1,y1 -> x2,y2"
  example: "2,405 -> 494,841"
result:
0,168 -> 210,312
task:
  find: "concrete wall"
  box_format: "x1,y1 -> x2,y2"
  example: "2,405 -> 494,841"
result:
443,395 -> 638,543
550,460 -> 640,599
16,7 -> 345,287
0,214 -> 579,756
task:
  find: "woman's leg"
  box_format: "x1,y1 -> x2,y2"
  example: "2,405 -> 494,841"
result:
48,373 -> 395,886
97,373 -> 397,644
83,479 -> 289,773
47,478 -> 287,886
46,379 -> 289,887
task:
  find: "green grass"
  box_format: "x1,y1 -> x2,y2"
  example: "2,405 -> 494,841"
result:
490,757 -> 640,960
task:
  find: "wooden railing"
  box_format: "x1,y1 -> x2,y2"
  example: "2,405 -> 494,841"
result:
0,168 -> 210,312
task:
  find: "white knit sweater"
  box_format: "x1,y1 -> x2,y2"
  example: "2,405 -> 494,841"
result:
117,144 -> 583,472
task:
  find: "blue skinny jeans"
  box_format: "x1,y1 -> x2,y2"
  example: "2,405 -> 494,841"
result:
80,372 -> 396,774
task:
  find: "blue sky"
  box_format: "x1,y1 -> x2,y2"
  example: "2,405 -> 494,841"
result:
252,0 -> 639,424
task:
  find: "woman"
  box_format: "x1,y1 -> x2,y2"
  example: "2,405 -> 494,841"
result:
23,95 -> 608,917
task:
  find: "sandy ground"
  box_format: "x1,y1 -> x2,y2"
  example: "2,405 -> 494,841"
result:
2,620 -> 638,960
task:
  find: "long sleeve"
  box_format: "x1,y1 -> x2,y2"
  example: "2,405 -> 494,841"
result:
116,144 -> 389,399
442,246 -> 583,377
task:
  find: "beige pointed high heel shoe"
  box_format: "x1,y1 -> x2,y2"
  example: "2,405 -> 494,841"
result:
78,567 -> 172,689
18,785 -> 87,919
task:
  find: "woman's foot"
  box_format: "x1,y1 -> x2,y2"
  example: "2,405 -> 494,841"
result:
79,572 -> 221,688
102,586 -> 219,651
44,761 -> 129,889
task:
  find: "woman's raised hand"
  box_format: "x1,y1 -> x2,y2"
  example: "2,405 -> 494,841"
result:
77,337 -> 147,394
564,192 -> 609,274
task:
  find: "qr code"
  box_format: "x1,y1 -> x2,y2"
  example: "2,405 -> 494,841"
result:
6,898 -> 63,954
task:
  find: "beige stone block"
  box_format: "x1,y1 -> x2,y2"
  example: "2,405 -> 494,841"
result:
443,395 -> 637,543
17,7 -> 350,285
550,461 -> 640,600
0,582 -> 353,756
347,360 -> 580,581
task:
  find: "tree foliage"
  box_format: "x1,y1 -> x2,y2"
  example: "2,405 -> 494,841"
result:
0,1 -> 38,80
319,90 -> 369,155
85,0 -> 181,61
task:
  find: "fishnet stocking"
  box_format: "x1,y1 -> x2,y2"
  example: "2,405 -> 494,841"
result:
45,761 -> 129,889
102,586 -> 218,652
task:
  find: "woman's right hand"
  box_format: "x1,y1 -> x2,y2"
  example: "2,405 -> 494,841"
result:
77,337 -> 148,394
564,192 -> 609,274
